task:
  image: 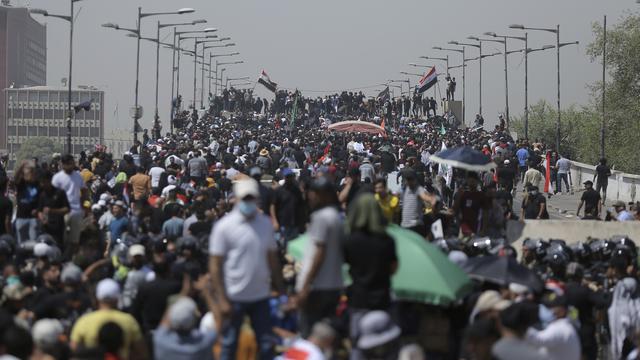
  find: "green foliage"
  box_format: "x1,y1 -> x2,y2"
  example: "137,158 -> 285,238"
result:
512,13 -> 640,174
14,137 -> 63,170
511,100 -> 600,163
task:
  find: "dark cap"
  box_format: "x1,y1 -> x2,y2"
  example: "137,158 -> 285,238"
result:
583,180 -> 593,186
543,293 -> 568,308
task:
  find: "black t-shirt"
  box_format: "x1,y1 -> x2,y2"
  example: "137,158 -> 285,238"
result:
497,166 -> 515,187
522,193 -> 547,219
495,190 -> 513,211
38,188 -> 70,237
343,231 -> 397,310
273,183 -> 303,228
131,278 -> 181,332
595,164 -> 611,184
0,196 -> 12,235
189,221 -> 213,238
581,189 -> 601,217
16,181 -> 39,218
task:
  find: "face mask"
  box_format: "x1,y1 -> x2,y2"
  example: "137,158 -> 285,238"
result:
529,190 -> 538,196
238,200 -> 258,217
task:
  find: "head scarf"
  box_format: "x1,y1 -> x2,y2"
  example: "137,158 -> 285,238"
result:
346,194 -> 387,236
609,277 -> 640,359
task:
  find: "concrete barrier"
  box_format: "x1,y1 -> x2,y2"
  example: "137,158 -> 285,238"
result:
506,219 -> 640,246
569,160 -> 640,204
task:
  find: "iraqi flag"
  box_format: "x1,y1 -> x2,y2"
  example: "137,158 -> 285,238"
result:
258,70 -> 277,93
417,67 -> 437,94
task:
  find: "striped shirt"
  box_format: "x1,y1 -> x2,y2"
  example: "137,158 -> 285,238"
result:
401,186 -> 426,228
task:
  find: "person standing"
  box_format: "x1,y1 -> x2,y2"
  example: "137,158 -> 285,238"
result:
399,169 -> 435,236
52,155 -> 86,256
343,194 -> 397,360
526,295 -> 581,360
187,151 -> 208,186
38,172 -> 70,247
593,158 -> 611,204
521,186 -> 548,220
516,145 -> 529,183
293,177 -> 344,337
271,168 -> 305,243
522,162 -> 543,191
14,162 -> 40,244
128,167 -> 151,202
576,180 -> 601,220
209,179 -> 285,360
555,155 -> 572,194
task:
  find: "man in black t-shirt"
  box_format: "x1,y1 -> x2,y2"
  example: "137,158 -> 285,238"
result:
593,158 -> 611,203
577,180 -> 601,220
38,173 -> 70,246
521,186 -> 548,220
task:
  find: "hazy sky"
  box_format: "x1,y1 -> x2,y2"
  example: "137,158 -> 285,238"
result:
22,0 -> 635,133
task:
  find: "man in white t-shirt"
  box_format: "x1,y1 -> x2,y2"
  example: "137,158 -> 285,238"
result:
294,177 -> 344,337
209,179 -> 285,360
52,154 -> 86,256
148,159 -> 165,191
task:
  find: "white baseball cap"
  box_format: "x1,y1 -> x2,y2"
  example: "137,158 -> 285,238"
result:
96,278 -> 121,301
233,179 -> 259,200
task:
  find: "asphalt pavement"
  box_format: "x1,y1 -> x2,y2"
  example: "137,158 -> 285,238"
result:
511,182 -> 588,220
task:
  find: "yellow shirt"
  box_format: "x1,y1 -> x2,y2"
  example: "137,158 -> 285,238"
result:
70,308 -> 142,358
80,168 -> 94,184
375,193 -> 399,222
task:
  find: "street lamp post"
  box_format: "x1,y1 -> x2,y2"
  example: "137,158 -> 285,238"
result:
30,1 -> 82,155
418,55 -> 449,75
205,43 -> 234,96
173,30 -> 217,115
510,24 -> 579,152
451,40 -> 483,119
433,46 -> 466,124
152,20 -> 206,139
104,7 -> 195,143
191,38 -> 222,109
226,76 -> 250,90
212,59 -> 241,97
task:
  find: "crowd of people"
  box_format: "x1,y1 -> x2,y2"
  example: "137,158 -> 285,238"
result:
0,87 -> 638,360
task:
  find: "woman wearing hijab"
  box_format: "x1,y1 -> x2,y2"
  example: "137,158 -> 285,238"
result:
343,194 -> 398,360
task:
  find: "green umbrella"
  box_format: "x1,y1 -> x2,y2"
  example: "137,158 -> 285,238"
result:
287,225 -> 472,306
387,225 -> 472,305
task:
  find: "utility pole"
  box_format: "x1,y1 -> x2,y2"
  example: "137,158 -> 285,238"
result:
601,16 -> 607,159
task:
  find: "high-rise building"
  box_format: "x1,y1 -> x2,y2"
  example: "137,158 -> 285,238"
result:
0,4 -> 47,150
4,86 -> 104,166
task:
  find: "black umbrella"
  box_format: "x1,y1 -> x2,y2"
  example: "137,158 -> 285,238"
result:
462,255 -> 544,293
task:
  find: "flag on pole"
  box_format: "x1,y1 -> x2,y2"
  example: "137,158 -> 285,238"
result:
258,70 -> 277,93
74,100 -> 92,113
544,151 -> 551,193
417,67 -> 438,94
377,87 -> 390,102
290,91 -> 299,128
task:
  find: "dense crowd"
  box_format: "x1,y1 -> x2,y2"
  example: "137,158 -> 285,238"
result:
0,88 -> 638,360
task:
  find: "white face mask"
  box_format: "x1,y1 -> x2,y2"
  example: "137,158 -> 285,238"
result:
238,200 -> 258,217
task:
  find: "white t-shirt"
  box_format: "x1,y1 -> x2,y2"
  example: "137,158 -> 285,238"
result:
209,210 -> 276,302
149,166 -> 165,188
526,318 -> 581,360
296,207 -> 344,292
52,170 -> 85,214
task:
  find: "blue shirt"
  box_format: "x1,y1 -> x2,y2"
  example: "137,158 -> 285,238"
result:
162,217 -> 185,239
109,216 -> 129,242
516,148 -> 529,167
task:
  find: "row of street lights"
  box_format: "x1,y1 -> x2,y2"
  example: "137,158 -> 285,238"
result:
405,25 -> 578,149
30,3 -> 246,148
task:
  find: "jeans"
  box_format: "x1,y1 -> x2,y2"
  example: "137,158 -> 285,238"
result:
349,309 -> 369,360
556,173 -> 570,193
596,181 -> 608,203
15,218 -> 37,244
220,298 -> 274,360
298,289 -> 341,338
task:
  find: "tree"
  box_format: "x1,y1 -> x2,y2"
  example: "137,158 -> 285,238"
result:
586,13 -> 640,173
14,137 -> 63,170
511,100 -> 600,162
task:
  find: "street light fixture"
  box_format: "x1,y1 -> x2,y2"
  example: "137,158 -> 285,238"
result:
103,6 -> 196,143
419,56 -> 450,75
31,0 -> 87,155
510,24 -> 578,151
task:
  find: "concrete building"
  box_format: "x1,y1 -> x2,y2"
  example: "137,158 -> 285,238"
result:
4,86 -> 104,165
0,4 -> 47,149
